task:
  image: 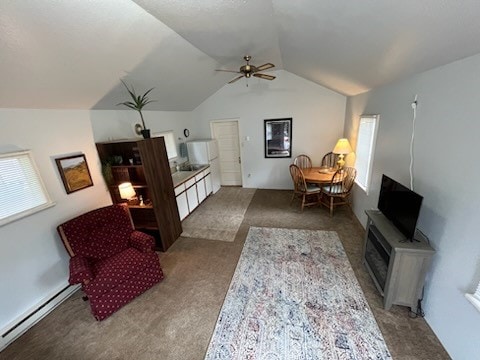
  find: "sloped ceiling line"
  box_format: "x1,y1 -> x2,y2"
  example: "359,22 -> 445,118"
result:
1,0 -> 480,110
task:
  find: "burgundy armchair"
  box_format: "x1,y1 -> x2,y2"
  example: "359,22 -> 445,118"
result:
57,204 -> 164,321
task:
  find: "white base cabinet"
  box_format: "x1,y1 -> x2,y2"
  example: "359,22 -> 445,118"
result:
174,166 -> 212,221
186,185 -> 199,212
205,173 -> 212,195
176,192 -> 189,221
197,178 -> 206,203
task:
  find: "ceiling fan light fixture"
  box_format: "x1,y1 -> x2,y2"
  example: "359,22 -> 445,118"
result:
216,55 -> 276,86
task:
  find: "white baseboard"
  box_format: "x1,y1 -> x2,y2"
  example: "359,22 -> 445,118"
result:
0,283 -> 80,351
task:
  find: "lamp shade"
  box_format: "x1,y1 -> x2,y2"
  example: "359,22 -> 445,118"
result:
118,182 -> 136,199
332,138 -> 353,155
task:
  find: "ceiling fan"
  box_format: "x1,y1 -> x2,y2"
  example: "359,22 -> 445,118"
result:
216,55 -> 275,84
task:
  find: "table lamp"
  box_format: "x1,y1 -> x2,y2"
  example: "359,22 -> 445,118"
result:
118,182 -> 136,203
332,138 -> 353,169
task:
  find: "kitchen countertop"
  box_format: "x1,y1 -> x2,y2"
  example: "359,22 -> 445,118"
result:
171,165 -> 209,187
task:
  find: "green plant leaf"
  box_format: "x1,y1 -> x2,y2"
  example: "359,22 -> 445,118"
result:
117,102 -> 138,110
140,88 -> 154,101
120,80 -> 137,100
118,80 -> 156,109
117,80 -> 156,130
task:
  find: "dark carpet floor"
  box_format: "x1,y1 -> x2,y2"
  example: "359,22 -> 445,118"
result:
0,189 -> 450,360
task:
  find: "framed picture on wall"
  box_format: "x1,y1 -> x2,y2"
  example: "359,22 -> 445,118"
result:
264,118 -> 292,158
55,154 -> 94,194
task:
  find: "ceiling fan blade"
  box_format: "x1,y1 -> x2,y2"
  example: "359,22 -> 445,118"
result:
216,69 -> 242,73
256,63 -> 275,71
228,75 -> 245,84
253,73 -> 276,81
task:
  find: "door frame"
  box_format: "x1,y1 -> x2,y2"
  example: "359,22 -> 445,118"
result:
210,118 -> 242,186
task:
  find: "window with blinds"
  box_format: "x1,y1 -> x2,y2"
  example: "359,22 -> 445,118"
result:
354,115 -> 379,194
466,282 -> 480,312
0,151 -> 54,226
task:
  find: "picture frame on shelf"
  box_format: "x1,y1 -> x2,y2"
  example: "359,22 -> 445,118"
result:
55,154 -> 94,194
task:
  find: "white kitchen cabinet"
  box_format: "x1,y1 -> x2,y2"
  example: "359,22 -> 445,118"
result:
172,165 -> 213,220
205,173 -> 212,195
176,191 -> 189,221
174,183 -> 185,196
197,178 -> 206,203
186,184 -> 199,212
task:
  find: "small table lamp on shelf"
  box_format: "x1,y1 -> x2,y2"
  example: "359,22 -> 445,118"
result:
118,182 -> 137,205
332,138 -> 353,170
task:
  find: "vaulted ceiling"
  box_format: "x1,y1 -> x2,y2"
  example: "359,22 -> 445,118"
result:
2,0 -> 480,111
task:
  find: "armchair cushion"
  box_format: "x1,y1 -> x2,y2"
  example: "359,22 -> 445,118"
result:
85,248 -> 158,298
69,255 -> 93,285
87,222 -> 130,259
129,231 -> 155,252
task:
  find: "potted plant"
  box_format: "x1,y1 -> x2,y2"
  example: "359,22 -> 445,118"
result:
101,158 -> 114,186
117,80 -> 156,138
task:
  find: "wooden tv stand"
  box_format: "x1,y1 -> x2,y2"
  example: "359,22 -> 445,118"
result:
363,210 -> 435,312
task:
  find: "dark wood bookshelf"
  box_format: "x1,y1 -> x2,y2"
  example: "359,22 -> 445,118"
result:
96,138 -> 182,251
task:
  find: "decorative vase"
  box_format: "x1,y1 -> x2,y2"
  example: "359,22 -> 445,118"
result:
141,129 -> 151,139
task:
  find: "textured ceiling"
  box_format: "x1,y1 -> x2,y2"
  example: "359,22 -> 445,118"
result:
1,0 -> 480,111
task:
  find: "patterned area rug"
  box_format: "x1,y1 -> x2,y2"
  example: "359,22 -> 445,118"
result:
205,227 -> 391,359
181,187 -> 256,242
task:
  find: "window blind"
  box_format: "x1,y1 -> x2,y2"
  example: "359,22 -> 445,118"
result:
0,151 -> 54,226
466,282 -> 480,313
355,115 -> 378,193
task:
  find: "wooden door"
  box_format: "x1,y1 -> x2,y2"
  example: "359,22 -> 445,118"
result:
211,120 -> 242,186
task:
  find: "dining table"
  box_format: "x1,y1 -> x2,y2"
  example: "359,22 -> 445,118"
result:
302,167 -> 339,185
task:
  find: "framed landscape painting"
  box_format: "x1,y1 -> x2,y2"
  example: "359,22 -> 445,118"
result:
55,154 -> 93,194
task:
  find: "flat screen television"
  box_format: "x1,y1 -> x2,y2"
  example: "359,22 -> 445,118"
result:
378,174 -> 423,241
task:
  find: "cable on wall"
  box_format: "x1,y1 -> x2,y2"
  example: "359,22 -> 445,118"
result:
409,94 -> 418,190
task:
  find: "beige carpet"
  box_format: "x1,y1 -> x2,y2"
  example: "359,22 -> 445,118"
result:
180,187 -> 256,242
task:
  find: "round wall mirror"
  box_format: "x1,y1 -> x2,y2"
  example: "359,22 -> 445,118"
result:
134,123 -> 143,136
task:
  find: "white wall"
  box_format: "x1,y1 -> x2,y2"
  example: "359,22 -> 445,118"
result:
90,109 -> 192,163
90,109 -> 192,142
0,110 -> 111,332
344,53 -> 480,359
0,108 -> 192,336
191,70 -> 347,189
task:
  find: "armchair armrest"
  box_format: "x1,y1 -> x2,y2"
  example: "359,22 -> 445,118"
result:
69,255 -> 93,285
129,231 -> 155,252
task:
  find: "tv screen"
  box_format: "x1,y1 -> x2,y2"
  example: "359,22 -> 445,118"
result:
378,175 -> 423,240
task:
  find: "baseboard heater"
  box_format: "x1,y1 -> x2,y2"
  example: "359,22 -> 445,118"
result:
0,284 -> 80,351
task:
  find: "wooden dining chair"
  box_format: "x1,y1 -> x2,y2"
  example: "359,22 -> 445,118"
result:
289,164 -> 321,211
320,166 -> 357,216
321,152 -> 339,168
293,154 -> 312,169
